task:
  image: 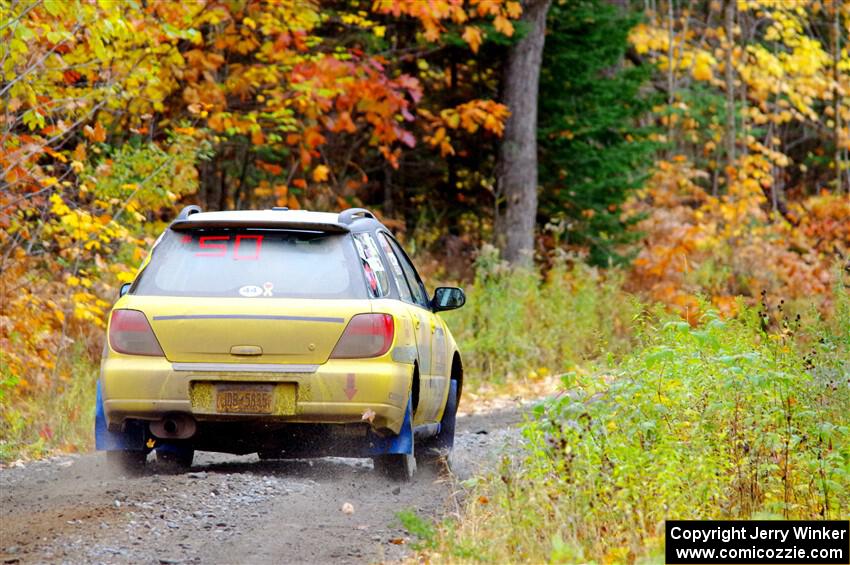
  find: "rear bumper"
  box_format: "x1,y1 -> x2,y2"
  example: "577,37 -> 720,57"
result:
101,355 -> 412,434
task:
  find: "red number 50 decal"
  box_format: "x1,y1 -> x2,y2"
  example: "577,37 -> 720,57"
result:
234,235 -> 262,260
195,235 -> 263,260
196,235 -> 228,257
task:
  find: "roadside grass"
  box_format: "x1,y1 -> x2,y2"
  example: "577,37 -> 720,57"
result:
441,247 -> 641,392
0,345 -> 98,462
417,274 -> 850,563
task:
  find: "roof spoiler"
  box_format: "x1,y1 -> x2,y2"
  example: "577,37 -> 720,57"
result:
338,208 -> 375,225
170,219 -> 349,233
168,205 -> 368,233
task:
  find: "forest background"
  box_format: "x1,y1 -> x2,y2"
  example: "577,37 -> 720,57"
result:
0,0 -> 848,486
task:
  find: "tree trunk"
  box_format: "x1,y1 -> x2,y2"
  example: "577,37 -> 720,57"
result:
724,0 -> 736,175
666,0 -> 675,154
831,0 -> 845,194
496,0 -> 551,267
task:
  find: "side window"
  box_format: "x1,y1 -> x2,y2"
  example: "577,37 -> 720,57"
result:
384,236 -> 429,309
378,233 -> 413,302
353,233 -> 389,298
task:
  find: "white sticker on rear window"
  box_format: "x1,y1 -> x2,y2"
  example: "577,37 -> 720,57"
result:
353,233 -> 389,298
239,285 -> 264,297
367,255 -> 385,272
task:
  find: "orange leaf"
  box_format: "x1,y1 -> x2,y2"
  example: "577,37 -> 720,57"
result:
462,26 -> 483,53
85,121 -> 106,143
312,165 -> 330,183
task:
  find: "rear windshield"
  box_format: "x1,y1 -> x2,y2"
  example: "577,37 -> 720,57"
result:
133,229 -> 366,299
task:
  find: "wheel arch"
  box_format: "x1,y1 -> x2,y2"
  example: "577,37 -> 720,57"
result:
450,351 -> 463,400
411,361 -> 420,413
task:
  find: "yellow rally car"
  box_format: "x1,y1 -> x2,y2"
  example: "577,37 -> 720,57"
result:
95,207 -> 466,480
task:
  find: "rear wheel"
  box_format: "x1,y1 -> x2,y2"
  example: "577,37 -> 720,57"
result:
156,444 -> 194,469
106,450 -> 147,474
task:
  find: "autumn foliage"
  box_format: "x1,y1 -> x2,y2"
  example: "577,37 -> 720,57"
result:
1,0 -> 849,457
624,0 -> 849,321
0,0 -> 519,427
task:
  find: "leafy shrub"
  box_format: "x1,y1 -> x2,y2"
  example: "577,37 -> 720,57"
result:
0,346 -> 98,462
430,280 -> 850,563
442,246 -> 640,386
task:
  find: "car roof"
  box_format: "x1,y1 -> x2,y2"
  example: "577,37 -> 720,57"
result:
169,207 -> 386,234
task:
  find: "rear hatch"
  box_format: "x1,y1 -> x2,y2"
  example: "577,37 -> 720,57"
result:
127,227 -> 369,365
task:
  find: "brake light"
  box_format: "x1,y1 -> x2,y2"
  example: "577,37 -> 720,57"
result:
330,314 -> 394,359
108,309 -> 165,356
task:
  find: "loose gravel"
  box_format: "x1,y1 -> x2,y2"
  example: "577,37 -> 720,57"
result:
0,408 -> 527,564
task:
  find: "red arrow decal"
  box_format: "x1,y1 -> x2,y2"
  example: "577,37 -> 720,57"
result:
344,373 -> 357,400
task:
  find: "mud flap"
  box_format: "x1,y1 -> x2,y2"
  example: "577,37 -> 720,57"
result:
95,380 -> 146,451
365,399 -> 413,456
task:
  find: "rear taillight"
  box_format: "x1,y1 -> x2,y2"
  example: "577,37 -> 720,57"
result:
330,313 -> 394,359
108,309 -> 165,356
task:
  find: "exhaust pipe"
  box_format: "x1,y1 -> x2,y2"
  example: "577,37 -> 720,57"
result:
150,414 -> 196,440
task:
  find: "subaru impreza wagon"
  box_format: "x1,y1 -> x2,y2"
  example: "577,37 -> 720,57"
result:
95,206 -> 465,480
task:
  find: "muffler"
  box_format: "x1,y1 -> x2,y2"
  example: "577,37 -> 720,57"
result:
150,414 -> 197,439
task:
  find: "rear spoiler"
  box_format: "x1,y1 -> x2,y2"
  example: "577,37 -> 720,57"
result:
170,219 -> 350,233
169,206 -> 350,233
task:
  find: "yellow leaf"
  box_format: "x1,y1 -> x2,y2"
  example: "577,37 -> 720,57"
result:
493,16 -> 513,36
312,165 -> 330,182
462,26 -> 482,53
692,51 -> 714,81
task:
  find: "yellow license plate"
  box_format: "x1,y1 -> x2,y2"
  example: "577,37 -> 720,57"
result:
216,386 -> 273,414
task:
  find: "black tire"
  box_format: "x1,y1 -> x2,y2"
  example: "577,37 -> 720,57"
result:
106,450 -> 147,474
421,379 -> 458,458
373,452 -> 416,481
257,449 -> 281,460
156,445 -> 194,469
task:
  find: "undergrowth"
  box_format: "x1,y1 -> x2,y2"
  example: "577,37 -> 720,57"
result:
417,273 -> 849,563
441,246 -> 640,389
0,345 -> 98,462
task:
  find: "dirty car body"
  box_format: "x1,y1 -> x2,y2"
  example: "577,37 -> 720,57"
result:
96,207 -> 465,478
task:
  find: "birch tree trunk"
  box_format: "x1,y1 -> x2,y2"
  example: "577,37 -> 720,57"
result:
496,0 -> 551,267
831,0 -> 845,194
724,0 -> 737,175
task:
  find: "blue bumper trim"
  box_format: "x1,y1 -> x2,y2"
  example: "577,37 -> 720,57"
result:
365,398 -> 413,456
95,380 -> 146,451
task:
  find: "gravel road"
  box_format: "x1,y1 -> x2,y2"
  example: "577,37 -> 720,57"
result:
0,407 -> 526,565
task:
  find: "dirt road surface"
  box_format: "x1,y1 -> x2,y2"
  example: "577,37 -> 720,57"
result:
0,408 -> 526,565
